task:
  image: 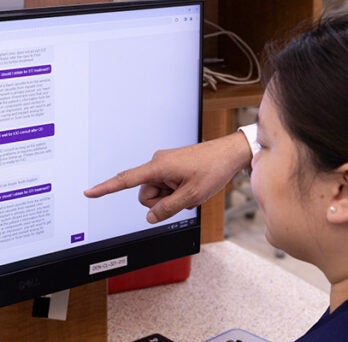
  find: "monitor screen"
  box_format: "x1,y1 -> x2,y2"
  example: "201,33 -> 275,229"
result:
0,0 -> 202,307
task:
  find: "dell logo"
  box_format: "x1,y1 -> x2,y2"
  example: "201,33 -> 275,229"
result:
18,276 -> 41,291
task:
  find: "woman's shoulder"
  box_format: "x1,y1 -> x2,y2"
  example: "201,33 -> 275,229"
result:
295,300 -> 348,341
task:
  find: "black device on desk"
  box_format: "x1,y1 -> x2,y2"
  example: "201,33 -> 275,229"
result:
0,0 -> 202,308
134,333 -> 174,342
134,329 -> 269,342
205,328 -> 269,342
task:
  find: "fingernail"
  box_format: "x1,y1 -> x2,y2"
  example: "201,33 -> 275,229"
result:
147,211 -> 158,224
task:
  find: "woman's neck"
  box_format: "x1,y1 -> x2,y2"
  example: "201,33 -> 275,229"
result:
330,277 -> 348,313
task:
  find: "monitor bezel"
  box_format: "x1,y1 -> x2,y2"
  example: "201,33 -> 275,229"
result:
0,0 -> 203,308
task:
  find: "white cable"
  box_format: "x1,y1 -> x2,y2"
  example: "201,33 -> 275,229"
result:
203,20 -> 261,90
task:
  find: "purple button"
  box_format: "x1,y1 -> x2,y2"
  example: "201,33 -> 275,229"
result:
0,183 -> 51,202
0,64 -> 51,80
71,233 -> 85,244
0,123 -> 55,145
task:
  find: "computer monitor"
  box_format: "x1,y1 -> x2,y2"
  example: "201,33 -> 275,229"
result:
0,0 -> 202,308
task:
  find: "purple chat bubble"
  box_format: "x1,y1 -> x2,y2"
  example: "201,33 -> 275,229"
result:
0,65 -> 51,80
0,123 -> 54,145
0,183 -> 51,202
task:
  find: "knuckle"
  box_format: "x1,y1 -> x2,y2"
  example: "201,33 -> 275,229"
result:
184,186 -> 201,206
158,201 -> 173,218
114,170 -> 130,188
139,197 -> 146,206
152,151 -> 164,163
138,191 -> 148,206
152,148 -> 169,161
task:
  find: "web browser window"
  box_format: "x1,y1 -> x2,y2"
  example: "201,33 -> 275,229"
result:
0,4 -> 201,265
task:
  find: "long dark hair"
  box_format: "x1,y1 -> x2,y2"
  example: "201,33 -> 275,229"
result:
263,13 -> 348,172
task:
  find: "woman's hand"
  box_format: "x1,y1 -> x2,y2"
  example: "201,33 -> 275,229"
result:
84,131 -> 252,223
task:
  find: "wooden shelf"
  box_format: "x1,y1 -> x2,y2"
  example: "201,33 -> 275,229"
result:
201,0 -> 322,242
203,83 -> 263,112
201,83 -> 263,243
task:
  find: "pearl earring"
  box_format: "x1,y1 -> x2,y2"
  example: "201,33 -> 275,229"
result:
329,206 -> 337,213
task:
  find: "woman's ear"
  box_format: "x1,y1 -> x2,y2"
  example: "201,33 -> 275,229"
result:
327,164 -> 348,224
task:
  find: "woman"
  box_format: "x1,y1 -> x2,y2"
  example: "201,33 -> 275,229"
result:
85,13 -> 348,340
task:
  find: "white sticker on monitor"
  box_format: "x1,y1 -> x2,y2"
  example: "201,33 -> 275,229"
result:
89,256 -> 128,275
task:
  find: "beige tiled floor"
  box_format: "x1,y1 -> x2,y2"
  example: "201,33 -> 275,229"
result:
224,189 -> 331,294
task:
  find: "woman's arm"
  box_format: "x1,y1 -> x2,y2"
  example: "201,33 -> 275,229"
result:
84,126 -> 255,223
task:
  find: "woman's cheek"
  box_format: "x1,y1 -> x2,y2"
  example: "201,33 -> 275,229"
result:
250,152 -> 258,170
250,177 -> 259,204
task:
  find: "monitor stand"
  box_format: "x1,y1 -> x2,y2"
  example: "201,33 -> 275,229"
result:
32,289 -> 70,321
0,280 -> 107,341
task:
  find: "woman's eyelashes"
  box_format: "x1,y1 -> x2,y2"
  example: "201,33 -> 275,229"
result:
256,136 -> 268,150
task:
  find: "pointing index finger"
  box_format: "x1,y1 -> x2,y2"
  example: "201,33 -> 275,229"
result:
84,163 -> 153,198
